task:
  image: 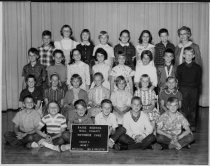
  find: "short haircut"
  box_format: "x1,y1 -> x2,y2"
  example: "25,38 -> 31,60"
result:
93,72 -> 104,80
28,47 -> 39,56
98,30 -> 109,39
140,50 -> 153,61
53,49 -> 64,58
42,30 -> 52,37
138,30 -> 153,44
119,29 -> 130,42
139,74 -> 152,88
47,101 -> 60,112
165,76 -> 178,83
164,48 -> 174,56
25,74 -> 36,83
158,28 -> 169,36
60,24 -> 73,37
80,29 -> 91,42
131,96 -> 142,105
184,46 -> 195,55
70,48 -> 81,64
70,74 -> 83,86
115,75 -> 127,87
177,26 -> 191,37
101,99 -> 112,107
167,97 -> 179,104
50,73 -> 60,81
23,95 -> 34,103
94,47 -> 108,60
74,99 -> 87,109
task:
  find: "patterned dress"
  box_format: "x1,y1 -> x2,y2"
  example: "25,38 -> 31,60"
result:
134,88 -> 159,123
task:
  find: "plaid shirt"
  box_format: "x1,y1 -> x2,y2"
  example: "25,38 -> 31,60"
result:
154,41 -> 175,67
38,44 -> 55,67
22,62 -> 47,87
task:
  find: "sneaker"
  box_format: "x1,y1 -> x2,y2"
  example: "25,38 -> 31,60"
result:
113,143 -> 121,151
31,142 -> 39,148
60,144 -> 71,152
108,138 -> 115,148
168,143 -> 176,149
152,143 -> 162,150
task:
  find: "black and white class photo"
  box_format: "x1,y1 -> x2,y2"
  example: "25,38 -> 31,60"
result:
1,1 -> 209,165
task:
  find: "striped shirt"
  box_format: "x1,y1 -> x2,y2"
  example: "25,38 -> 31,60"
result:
39,113 -> 67,134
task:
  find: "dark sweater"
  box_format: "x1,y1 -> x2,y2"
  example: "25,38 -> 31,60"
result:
176,62 -> 202,88
114,43 -> 136,70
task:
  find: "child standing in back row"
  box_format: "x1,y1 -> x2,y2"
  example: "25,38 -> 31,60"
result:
154,28 -> 175,68
38,30 -> 55,67
93,31 -> 115,67
54,25 -> 78,65
114,29 -> 136,70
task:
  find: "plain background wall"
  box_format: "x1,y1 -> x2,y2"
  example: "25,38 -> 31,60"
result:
2,2 -> 209,110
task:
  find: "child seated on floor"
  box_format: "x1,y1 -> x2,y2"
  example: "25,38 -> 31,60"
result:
156,97 -> 194,150
19,75 -> 43,116
95,99 -> 118,138
108,96 -> 156,151
159,76 -> 182,114
43,73 -> 65,116
4,95 -> 41,149
36,101 -> 67,152
88,72 -> 110,117
111,76 -> 132,125
62,74 -> 88,118
60,99 -> 93,151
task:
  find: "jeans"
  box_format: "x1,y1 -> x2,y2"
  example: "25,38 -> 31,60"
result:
156,133 -> 194,148
4,131 -> 41,147
110,126 -> 156,150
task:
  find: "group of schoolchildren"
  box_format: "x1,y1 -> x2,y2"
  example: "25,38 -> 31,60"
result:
4,24 -> 202,152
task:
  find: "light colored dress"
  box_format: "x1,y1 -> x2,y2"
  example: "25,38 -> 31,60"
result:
110,64 -> 134,93
67,61 -> 90,91
134,62 -> 157,87
54,38 -> 78,65
91,62 -> 111,89
111,90 -> 132,124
